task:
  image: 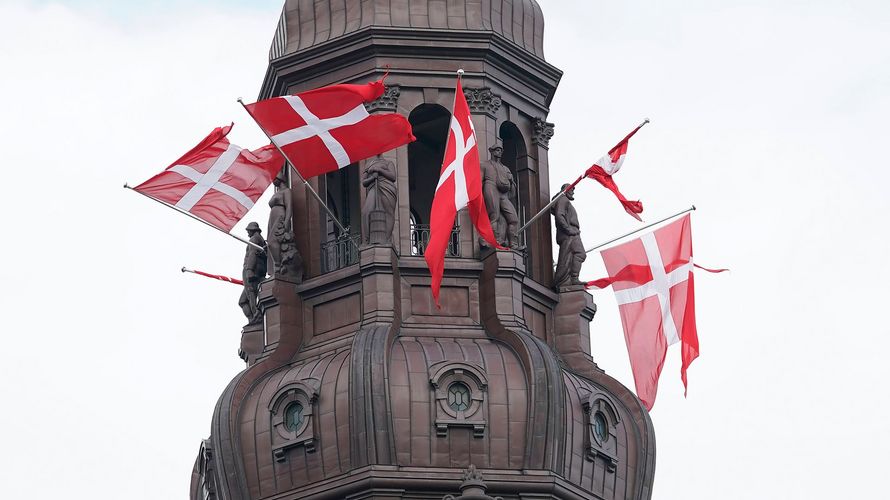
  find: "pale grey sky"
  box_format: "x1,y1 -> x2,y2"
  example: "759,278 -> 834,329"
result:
1,1 -> 888,498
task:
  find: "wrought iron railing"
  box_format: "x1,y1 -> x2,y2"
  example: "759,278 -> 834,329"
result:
320,233 -> 360,273
410,222 -> 461,257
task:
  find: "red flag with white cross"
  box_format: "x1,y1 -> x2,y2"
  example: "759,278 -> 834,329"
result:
242,78 -> 415,179
587,214 -> 700,410
425,73 -> 500,306
133,124 -> 283,231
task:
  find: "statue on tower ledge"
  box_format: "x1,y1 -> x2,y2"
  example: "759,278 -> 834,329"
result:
239,222 -> 267,323
481,144 -> 523,250
267,173 -> 303,282
552,183 -> 587,288
361,154 -> 398,245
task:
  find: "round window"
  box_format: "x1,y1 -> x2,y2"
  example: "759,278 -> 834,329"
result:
593,411 -> 608,443
447,382 -> 471,412
284,402 -> 305,432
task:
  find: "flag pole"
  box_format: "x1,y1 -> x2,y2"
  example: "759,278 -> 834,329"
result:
585,205 -> 696,255
124,183 -> 265,251
517,118 -> 650,236
237,98 -> 351,237
181,266 -> 243,286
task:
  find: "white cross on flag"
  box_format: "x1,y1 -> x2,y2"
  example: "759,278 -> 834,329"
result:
243,78 -> 415,179
582,122 -> 646,221
134,125 -> 283,231
587,214 -> 700,410
425,75 -> 500,305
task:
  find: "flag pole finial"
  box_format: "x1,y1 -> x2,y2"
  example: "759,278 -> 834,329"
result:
457,68 -> 464,76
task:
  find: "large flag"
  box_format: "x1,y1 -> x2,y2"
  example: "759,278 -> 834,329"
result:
587,214 -> 699,410
583,123 -> 646,221
243,78 -> 415,179
134,125 -> 283,231
425,75 -> 500,305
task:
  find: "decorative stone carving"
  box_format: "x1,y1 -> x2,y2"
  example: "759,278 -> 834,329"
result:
551,184 -> 586,288
429,361 -> 488,438
532,118 -> 555,149
580,389 -> 621,472
238,222 -> 267,324
269,378 -> 321,462
442,465 -> 504,500
480,144 -> 522,249
268,174 -> 304,282
361,155 -> 397,245
463,87 -> 502,117
365,85 -> 401,113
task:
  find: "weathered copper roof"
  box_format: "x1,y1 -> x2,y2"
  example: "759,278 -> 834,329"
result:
269,0 -> 546,60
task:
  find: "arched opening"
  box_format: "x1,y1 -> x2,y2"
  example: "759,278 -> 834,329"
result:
408,104 -> 459,256
499,121 -> 533,275
320,164 -> 360,272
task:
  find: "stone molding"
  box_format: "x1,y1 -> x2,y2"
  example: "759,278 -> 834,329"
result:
532,118 -> 555,149
463,87 -> 502,117
365,85 -> 401,113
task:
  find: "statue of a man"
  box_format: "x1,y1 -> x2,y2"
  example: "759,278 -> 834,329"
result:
481,144 -> 522,249
551,184 -> 586,288
239,222 -> 267,322
361,154 -> 398,245
267,174 -> 303,282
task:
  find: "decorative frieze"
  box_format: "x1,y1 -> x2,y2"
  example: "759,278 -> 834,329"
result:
532,118 -> 555,149
463,88 -> 502,117
365,85 -> 401,113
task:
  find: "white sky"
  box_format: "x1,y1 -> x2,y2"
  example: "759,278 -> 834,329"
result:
1,1 -> 888,498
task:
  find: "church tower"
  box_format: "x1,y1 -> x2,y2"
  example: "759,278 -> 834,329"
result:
190,2 -> 655,498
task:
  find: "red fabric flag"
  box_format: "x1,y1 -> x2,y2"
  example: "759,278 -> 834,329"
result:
183,268 -> 243,286
243,78 -> 415,179
587,215 -> 700,410
425,76 -> 500,306
582,123 -> 646,221
134,125 -> 284,231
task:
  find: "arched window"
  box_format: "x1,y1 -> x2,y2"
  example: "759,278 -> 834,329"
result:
408,104 -> 450,225
407,104 -> 459,256
499,122 -> 533,275
320,164 -> 359,272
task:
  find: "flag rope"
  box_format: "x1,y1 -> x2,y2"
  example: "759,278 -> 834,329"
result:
124,183 -> 265,251
516,118 -> 650,236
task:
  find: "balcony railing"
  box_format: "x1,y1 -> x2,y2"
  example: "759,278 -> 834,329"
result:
410,222 -> 460,257
320,233 -> 360,274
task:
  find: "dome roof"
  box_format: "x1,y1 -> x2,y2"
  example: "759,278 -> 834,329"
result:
269,0 -> 546,60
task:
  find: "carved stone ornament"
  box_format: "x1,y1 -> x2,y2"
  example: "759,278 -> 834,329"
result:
365,85 -> 401,113
579,388 -> 622,472
463,87 -> 502,117
532,118 -> 555,149
442,465 -> 504,500
429,361 -> 488,438
268,378 -> 321,462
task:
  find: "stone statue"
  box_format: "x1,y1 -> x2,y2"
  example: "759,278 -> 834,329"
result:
361,155 -> 397,245
481,144 -> 522,249
552,184 -> 586,288
268,174 -> 303,282
238,222 -> 267,322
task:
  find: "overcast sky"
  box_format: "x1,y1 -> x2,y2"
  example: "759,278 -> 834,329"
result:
1,1 -> 888,498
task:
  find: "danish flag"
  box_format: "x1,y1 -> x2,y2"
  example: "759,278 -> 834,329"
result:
425,75 -> 500,305
583,122 -> 647,221
133,124 -> 283,231
243,78 -> 414,179
587,215 -> 701,410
